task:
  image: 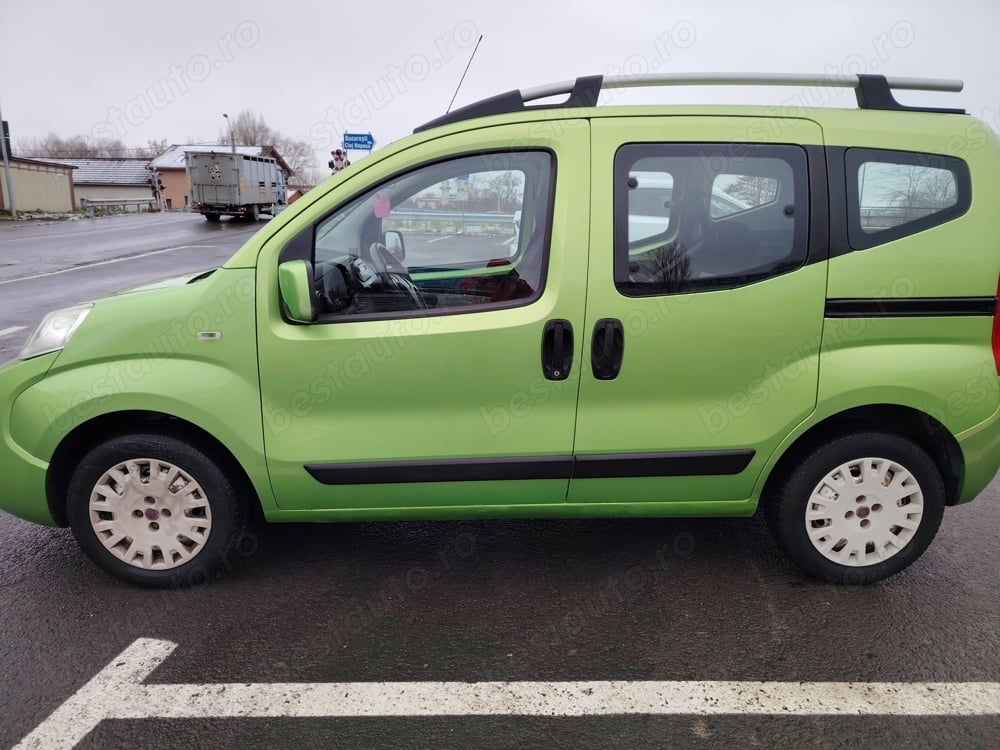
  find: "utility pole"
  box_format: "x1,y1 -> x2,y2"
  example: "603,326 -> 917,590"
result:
0,102 -> 16,218
222,113 -> 236,156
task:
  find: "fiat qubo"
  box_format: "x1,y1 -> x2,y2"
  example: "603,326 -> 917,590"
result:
2,74 -> 998,587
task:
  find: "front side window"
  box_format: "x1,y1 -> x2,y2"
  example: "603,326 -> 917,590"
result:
309,151 -> 553,320
615,144 -> 809,296
845,148 -> 971,250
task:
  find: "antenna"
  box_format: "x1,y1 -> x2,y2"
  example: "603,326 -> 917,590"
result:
446,35 -> 483,114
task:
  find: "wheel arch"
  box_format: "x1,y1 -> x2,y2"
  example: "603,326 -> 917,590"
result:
46,410 -> 264,527
760,404 -> 964,510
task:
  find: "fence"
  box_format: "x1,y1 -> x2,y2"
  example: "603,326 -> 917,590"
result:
383,209 -> 517,237
80,197 -> 156,217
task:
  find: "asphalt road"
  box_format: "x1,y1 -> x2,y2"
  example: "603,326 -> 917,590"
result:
0,213 -> 257,361
0,213 -> 998,748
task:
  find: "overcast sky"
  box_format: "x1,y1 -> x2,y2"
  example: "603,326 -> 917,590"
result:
3,0 -> 996,173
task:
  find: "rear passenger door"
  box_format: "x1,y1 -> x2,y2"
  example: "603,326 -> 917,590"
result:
569,117 -> 828,506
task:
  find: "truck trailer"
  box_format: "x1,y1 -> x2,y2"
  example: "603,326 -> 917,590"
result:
187,151 -> 285,222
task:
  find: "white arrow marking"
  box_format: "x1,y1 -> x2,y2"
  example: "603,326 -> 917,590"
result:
14,638 -> 1000,749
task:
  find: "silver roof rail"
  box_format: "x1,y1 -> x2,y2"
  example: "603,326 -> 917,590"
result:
415,73 -> 966,133
521,73 -> 963,100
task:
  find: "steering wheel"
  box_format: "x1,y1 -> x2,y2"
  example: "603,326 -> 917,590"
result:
314,261 -> 352,314
367,242 -> 427,310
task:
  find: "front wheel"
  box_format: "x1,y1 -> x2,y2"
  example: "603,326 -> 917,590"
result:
765,432 -> 945,584
67,434 -> 247,588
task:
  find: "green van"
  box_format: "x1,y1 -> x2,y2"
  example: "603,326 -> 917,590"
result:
1,73 -> 998,586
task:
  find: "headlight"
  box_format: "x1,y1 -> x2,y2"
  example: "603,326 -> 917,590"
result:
19,304 -> 93,360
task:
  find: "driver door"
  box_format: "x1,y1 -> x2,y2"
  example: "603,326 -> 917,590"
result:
257,123 -> 591,512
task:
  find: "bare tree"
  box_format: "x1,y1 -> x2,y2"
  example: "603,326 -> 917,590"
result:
135,139 -> 169,159
857,163 -> 958,229
486,171 -> 524,212
272,134 -> 316,180
219,108 -> 316,178
221,109 -> 272,147
18,133 -> 130,158
882,164 -> 956,210
639,241 -> 692,293
722,175 -> 777,206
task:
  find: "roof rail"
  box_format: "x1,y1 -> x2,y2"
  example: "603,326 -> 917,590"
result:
414,73 -> 965,133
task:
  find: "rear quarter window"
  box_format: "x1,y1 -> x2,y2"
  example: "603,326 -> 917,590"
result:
845,148 -> 971,250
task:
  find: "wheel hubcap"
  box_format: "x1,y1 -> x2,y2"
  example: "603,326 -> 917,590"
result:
88,458 -> 212,570
805,456 -> 923,567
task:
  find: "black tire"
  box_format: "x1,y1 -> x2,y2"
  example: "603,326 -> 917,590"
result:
67,433 -> 247,588
205,213 -> 220,222
765,432 -> 945,584
246,204 -> 259,222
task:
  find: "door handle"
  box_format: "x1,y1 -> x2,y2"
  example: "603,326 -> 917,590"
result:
591,318 -> 624,380
542,319 -> 573,381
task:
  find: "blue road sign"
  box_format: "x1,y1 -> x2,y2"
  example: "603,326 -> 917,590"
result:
343,132 -> 375,151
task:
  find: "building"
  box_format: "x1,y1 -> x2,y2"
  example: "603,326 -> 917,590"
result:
150,144 -> 293,211
0,157 -> 76,213
285,181 -> 315,205
33,157 -> 154,210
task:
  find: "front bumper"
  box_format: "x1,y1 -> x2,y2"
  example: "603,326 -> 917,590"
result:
0,353 -> 61,526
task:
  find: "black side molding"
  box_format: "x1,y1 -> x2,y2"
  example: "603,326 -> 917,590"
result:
306,456 -> 574,485
825,297 -> 997,318
305,450 -> 755,486
573,450 -> 754,479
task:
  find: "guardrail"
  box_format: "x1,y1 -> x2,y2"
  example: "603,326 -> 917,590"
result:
859,205 -> 938,230
387,209 -> 515,223
80,198 -> 156,217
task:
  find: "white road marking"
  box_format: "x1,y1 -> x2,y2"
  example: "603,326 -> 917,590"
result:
0,245 -> 216,287
14,638 -> 1000,749
426,233 -> 458,243
0,326 -> 26,338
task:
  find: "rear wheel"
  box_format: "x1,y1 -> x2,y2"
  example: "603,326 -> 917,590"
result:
766,432 -> 945,584
246,204 -> 259,222
204,212 -> 220,222
67,433 -> 247,588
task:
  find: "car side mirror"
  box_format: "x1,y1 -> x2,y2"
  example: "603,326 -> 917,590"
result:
277,260 -> 316,324
383,230 -> 405,262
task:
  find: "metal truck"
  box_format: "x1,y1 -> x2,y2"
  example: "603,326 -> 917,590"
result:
187,151 -> 285,222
